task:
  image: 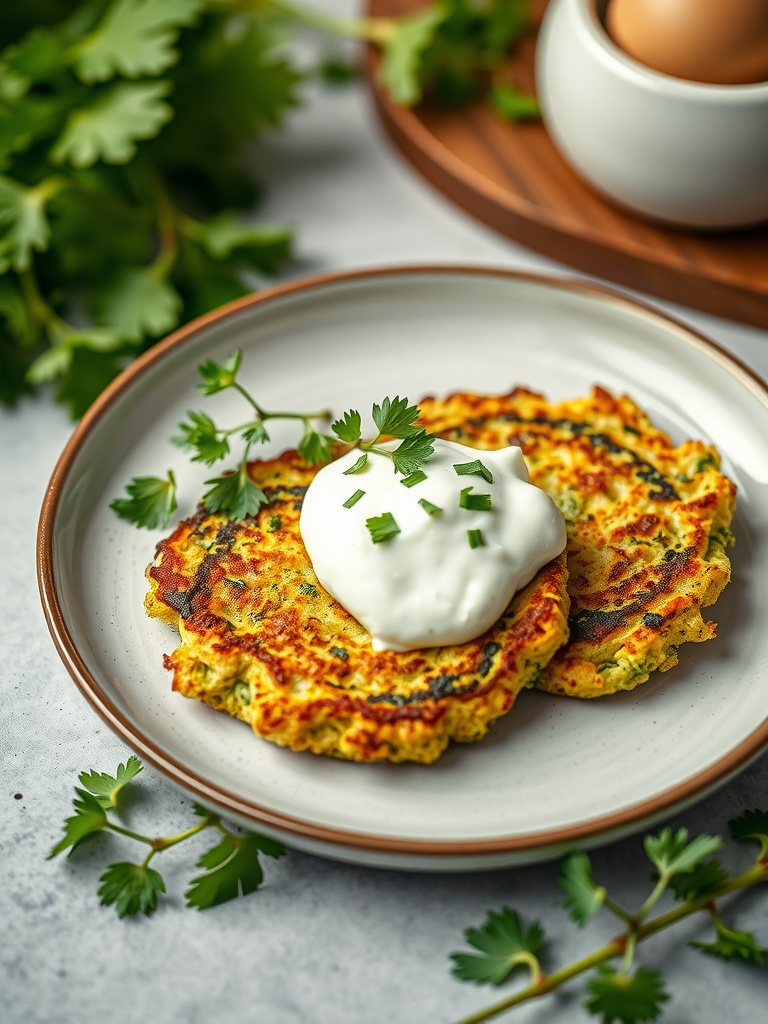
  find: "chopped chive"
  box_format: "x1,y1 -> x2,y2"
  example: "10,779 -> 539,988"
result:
453,459 -> 493,483
400,470 -> 427,488
418,498 -> 442,516
467,528 -> 485,549
459,487 -> 492,512
343,489 -> 365,508
366,512 -> 400,544
343,453 -> 368,475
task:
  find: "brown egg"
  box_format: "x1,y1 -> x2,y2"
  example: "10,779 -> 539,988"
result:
605,0 -> 768,85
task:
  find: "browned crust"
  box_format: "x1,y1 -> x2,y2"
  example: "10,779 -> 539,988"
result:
417,385 -> 736,697
147,450 -> 570,762
36,265 -> 768,856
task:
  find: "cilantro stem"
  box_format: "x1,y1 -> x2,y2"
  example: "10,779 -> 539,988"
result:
603,895 -> 633,925
105,822 -> 155,847
20,267 -> 72,344
450,860 -> 768,1024
151,814 -> 220,852
141,161 -> 179,280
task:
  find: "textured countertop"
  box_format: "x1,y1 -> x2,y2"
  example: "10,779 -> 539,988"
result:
3,5 -> 768,1022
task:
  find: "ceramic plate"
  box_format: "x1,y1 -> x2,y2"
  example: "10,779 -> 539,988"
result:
38,267 -> 768,871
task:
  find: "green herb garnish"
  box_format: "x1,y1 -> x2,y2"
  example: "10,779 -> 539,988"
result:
113,356 -> 440,528
401,470 -> 427,488
109,470 -> 177,529
418,498 -> 443,516
48,755 -> 285,917
1,1 -> 536,415
460,487 -> 493,512
449,815 -> 768,1024
332,395 -> 435,477
453,459 -> 493,483
343,489 -> 365,509
366,512 -> 400,544
467,528 -> 485,549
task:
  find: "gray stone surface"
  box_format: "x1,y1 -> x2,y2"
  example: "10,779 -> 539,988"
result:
2,6 -> 768,1022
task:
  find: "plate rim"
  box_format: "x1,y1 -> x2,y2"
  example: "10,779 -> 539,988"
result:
37,264 -> 768,858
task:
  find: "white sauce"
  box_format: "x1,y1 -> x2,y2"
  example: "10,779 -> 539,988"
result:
299,439 -> 566,652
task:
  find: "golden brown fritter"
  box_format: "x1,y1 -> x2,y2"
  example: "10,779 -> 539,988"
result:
146,450 -> 570,763
417,386 -> 736,698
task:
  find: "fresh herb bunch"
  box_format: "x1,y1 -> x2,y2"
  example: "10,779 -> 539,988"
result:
110,348 -> 435,527
449,814 -> 768,1024
49,755 -> 285,916
0,0 -> 535,416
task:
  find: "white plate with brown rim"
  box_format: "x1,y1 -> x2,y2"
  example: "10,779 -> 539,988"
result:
38,266 -> 768,871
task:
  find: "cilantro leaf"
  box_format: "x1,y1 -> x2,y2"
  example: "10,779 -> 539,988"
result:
372,395 -> 421,438
489,83 -> 540,122
50,80 -> 173,167
97,861 -> 166,918
202,463 -> 266,520
173,410 -> 229,464
585,965 -> 669,1024
450,907 -> 545,986
72,0 -> 203,84
390,430 -> 434,475
691,918 -> 767,965
332,409 -> 362,444
78,755 -> 143,810
378,7 -> 444,105
729,809 -> 768,855
185,830 -> 285,910
110,470 -> 177,529
559,851 -> 607,926
644,827 -> 722,878
298,429 -> 333,466
53,347 -> 126,418
669,858 -> 730,902
196,349 -> 242,395
0,174 -> 52,271
49,787 -> 108,859
241,422 -> 269,446
95,267 -> 182,342
27,327 -> 125,385
190,213 -> 292,274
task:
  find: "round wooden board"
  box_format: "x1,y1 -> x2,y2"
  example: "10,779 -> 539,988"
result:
364,0 -> 768,329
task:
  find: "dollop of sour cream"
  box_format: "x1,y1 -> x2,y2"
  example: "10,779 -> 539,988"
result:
300,439 -> 566,652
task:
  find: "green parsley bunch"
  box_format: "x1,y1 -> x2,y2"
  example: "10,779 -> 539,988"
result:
0,0 -> 535,416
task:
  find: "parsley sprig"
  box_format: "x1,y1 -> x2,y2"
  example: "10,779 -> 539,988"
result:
449,814 -> 768,1023
334,395 -> 434,476
111,349 -> 436,529
49,755 -> 285,917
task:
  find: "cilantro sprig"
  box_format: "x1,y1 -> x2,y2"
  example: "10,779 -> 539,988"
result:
112,349 -> 436,529
1,0 -> 535,415
448,814 -> 768,1023
49,755 -> 285,917
333,395 -> 435,477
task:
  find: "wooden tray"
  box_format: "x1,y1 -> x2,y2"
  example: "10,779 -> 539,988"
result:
365,0 -> 768,329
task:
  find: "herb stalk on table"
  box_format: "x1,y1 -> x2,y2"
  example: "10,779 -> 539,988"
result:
0,0 -> 536,416
448,814 -> 768,1024
48,756 -> 286,914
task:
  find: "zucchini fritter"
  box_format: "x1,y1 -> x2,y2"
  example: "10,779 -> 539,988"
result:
146,451 -> 570,763
417,386 -> 736,698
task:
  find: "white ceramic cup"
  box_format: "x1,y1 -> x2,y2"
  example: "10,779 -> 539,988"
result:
536,0 -> 768,229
